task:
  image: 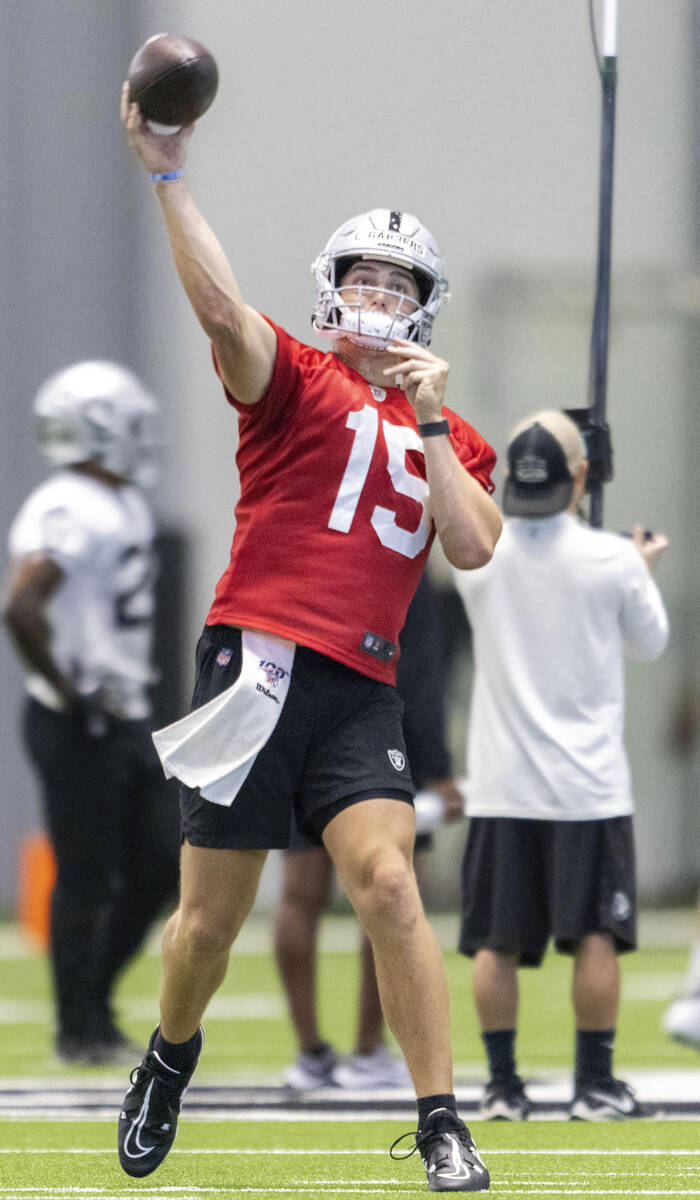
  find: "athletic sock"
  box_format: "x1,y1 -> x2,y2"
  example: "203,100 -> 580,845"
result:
482,1029 -> 516,1081
417,1093 -> 458,1129
305,1042 -> 332,1058
575,1028 -> 615,1084
152,1026 -> 202,1074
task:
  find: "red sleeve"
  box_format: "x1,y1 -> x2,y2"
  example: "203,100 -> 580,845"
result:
210,317 -> 303,420
446,409 -> 497,493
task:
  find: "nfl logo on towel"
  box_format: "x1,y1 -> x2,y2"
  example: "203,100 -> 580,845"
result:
216,648 -> 233,667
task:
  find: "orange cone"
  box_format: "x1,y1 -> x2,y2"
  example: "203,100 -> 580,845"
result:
18,833 -> 56,949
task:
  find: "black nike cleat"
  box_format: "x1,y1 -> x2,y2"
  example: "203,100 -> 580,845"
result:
118,1026 -> 203,1177
391,1107 -> 490,1192
569,1077 -> 658,1121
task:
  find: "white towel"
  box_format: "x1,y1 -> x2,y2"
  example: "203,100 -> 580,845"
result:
152,630 -> 296,806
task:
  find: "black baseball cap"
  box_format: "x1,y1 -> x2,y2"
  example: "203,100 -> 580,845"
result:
503,419 -> 577,517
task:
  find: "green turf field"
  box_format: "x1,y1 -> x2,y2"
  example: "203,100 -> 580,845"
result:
1,916 -> 699,1197
0,1117 -> 699,1197
0,917 -> 696,1078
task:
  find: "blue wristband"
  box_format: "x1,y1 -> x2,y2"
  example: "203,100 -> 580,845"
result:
150,170 -> 184,182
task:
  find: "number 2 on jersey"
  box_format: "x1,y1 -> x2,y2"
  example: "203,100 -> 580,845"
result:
327,405 -> 431,559
114,545 -> 155,628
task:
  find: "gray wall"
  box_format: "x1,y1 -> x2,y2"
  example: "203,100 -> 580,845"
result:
0,1 -> 697,910
0,2 -> 150,904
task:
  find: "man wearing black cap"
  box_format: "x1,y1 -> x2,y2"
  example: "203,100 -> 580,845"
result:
452,410 -> 669,1121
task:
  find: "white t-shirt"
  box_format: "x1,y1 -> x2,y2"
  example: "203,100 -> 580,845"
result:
453,513 -> 669,820
7,470 -> 157,719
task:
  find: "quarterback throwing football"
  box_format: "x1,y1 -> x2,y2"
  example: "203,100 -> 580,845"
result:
119,81 -> 501,1193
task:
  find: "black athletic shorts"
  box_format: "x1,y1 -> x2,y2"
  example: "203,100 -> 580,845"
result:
459,815 -> 637,965
179,625 -> 414,850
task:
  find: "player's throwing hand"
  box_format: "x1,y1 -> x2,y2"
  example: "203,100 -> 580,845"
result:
120,81 -> 194,178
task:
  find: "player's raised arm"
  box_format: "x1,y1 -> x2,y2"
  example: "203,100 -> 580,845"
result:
120,83 -> 276,406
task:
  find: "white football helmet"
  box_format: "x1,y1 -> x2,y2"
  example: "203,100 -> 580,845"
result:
311,208 -> 450,348
33,361 -> 158,485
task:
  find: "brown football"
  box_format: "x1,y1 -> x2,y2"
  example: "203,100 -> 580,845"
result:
127,33 -> 218,130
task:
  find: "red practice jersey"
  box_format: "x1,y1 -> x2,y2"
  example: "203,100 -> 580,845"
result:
207,319 -> 495,684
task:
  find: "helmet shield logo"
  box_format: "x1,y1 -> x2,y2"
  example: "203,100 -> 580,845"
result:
388,748 -> 406,771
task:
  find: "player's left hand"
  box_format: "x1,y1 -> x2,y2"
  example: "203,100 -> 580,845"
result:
383,340 -> 449,424
431,780 -> 468,824
632,524 -> 669,574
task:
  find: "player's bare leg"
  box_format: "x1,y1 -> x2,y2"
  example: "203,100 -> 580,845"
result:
275,847 -> 341,1088
356,932 -> 384,1054
275,847 -> 333,1052
472,949 -> 518,1030
323,798 -> 452,1096
326,799 -> 489,1189
329,929 -> 413,1090
119,845 -> 266,1178
572,932 -> 619,1029
159,844 -> 267,1040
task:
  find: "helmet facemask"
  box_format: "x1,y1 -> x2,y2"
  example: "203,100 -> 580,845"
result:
320,257 -> 431,349
311,209 -> 450,349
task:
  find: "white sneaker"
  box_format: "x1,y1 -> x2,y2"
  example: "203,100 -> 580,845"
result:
662,991 -> 700,1049
284,1043 -> 339,1090
333,1045 -> 412,1089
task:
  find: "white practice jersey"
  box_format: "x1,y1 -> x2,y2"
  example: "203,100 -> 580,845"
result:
453,513 -> 669,820
8,470 -> 157,719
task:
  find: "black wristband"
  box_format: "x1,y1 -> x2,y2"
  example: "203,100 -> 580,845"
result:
418,419 -> 450,438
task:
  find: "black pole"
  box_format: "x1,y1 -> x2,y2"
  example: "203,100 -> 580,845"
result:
587,52 -> 617,528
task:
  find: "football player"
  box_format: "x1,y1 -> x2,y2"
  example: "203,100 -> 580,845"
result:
4,362 -> 179,1065
119,82 -> 501,1193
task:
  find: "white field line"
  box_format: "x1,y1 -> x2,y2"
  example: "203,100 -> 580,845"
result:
0,1193 -> 425,1198
1,1147 -> 700,1155
0,995 -> 285,1023
0,978 -> 686,1022
0,978 -> 686,1021
1,1189 -> 700,1198
1,1108 -> 699,1124
0,1192 -> 426,1198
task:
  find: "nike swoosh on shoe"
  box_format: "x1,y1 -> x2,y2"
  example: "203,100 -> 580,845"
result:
587,1089 -> 636,1114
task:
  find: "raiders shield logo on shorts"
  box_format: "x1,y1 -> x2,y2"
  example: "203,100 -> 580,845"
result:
388,748 -> 406,772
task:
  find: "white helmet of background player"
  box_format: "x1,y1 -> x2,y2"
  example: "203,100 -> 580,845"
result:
311,208 -> 450,349
33,361 -> 158,485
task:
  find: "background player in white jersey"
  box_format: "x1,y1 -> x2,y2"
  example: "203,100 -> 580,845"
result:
3,362 -> 179,1065
118,85 -> 501,1193
453,410 -> 669,1121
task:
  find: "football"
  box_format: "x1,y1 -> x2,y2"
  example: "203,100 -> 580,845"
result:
127,33 -> 219,133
